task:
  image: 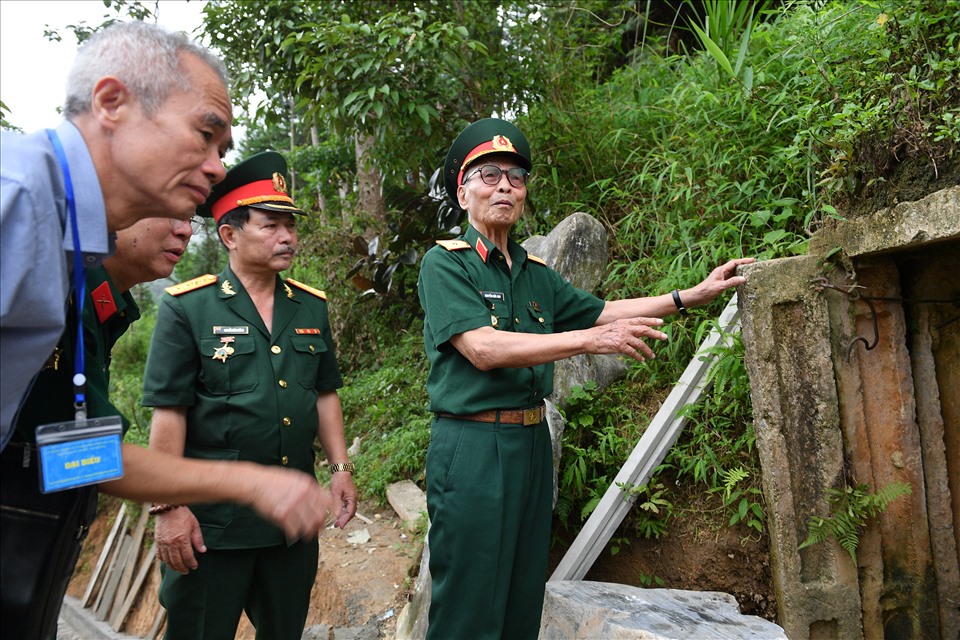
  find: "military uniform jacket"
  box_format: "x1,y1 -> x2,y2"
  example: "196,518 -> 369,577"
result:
141,265 -> 342,549
417,225 -> 605,415
14,266 -> 139,440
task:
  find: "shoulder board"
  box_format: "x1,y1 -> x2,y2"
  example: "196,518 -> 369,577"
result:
436,239 -> 471,251
165,274 -> 217,296
286,278 -> 327,300
527,254 -> 548,266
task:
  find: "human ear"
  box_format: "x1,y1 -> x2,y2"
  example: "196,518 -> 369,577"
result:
90,76 -> 132,129
218,224 -> 237,250
457,184 -> 469,209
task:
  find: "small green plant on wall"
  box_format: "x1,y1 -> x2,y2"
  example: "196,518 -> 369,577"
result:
799,480 -> 912,564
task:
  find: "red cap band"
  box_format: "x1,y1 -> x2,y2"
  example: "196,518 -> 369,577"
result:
210,179 -> 295,222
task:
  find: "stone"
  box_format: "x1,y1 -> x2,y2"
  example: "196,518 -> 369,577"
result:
387,480 -> 427,530
394,534 -> 431,640
540,582 -> 787,640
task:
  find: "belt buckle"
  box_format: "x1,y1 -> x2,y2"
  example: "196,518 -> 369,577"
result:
522,407 -> 543,426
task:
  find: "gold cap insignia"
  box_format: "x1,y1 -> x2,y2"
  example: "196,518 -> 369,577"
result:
272,172 -> 287,194
492,135 -> 516,153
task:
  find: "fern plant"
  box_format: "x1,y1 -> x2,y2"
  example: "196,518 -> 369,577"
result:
799,481 -> 912,564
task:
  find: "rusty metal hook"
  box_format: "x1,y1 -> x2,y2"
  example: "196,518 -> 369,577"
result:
811,278 -> 880,361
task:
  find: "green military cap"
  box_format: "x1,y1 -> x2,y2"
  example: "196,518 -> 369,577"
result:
198,150 -> 305,222
443,118 -> 532,207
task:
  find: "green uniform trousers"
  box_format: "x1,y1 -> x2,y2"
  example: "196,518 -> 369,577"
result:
159,540 -> 318,640
425,416 -> 553,640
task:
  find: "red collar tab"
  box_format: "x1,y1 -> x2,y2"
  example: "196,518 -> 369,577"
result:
210,176 -> 295,222
474,237 -> 490,263
91,280 -> 118,324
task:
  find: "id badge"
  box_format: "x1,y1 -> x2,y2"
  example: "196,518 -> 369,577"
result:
35,416 -> 124,493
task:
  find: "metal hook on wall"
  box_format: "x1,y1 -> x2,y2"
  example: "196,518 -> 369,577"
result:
812,278 -> 880,361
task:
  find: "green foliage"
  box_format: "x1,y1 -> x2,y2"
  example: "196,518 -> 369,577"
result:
108,306 -> 157,447
799,481 -> 912,564
0,100 -> 22,132
621,480 -> 676,539
334,332 -> 432,502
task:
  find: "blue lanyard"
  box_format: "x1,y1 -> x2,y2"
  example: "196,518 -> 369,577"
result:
45,129 -> 87,420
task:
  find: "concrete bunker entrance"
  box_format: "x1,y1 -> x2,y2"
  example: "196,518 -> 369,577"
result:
740,186 -> 959,640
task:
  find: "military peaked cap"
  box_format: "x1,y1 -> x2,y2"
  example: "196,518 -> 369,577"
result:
198,151 -> 305,223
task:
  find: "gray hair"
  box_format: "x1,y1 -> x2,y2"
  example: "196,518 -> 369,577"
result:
64,21 -> 228,119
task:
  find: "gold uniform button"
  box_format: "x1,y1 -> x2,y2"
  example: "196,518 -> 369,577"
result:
279,379 -> 288,388
308,344 -> 315,352
271,345 -> 281,354
282,417 -> 291,426
538,317 -> 545,323
514,317 -> 520,324
281,456 -> 289,466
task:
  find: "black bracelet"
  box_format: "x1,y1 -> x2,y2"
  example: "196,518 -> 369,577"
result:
671,289 -> 689,317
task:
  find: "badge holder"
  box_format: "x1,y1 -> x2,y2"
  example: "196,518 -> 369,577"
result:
36,415 -> 124,493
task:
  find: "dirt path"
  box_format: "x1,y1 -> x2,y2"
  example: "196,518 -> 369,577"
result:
68,498 -> 423,639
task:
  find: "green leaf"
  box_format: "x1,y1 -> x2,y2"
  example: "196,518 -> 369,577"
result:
691,22 -> 735,78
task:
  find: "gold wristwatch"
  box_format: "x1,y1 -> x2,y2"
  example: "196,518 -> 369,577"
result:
330,462 -> 355,474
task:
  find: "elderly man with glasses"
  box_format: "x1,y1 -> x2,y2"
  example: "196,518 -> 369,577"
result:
417,117 -> 754,639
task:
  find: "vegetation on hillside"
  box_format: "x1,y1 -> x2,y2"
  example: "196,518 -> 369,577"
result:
17,0 -> 955,567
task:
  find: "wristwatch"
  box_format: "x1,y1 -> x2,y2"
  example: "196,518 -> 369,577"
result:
330,462 -> 355,474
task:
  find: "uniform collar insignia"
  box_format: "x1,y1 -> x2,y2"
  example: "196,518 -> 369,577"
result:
91,280 -> 118,324
475,237 -> 490,263
221,279 -> 236,296
284,282 -> 294,298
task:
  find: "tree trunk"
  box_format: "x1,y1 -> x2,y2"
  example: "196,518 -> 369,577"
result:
355,132 -> 386,222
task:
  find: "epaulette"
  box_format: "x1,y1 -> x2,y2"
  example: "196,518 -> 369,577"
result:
436,239 -> 471,251
165,274 -> 217,296
527,254 -> 548,266
286,278 -> 327,300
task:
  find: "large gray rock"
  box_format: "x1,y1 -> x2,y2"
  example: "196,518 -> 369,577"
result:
541,582 -> 787,640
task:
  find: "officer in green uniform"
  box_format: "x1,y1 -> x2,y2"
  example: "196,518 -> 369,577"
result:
417,118 -> 754,639
1,216 -> 197,640
143,151 -> 357,640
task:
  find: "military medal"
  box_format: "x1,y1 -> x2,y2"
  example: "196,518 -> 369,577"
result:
212,336 -> 235,363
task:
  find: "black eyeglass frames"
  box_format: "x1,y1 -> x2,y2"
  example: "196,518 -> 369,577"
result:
462,164 -> 530,189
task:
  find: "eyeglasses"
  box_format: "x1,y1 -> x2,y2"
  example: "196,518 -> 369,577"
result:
170,215 -> 205,234
462,165 -> 530,189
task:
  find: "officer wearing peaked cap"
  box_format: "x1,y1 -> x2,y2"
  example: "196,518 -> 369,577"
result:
417,118 -> 753,639
143,151 -> 358,639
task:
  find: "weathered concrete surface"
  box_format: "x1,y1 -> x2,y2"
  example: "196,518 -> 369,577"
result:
540,582 -> 787,640
739,255 -> 863,640
740,185 -> 960,640
809,186 -> 959,258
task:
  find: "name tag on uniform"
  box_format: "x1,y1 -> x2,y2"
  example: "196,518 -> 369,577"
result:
481,291 -> 505,301
213,325 -> 250,335
36,416 -> 124,493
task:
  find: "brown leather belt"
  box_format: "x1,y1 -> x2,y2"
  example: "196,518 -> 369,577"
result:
437,404 -> 546,426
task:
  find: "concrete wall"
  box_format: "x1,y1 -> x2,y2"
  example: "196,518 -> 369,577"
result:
739,187 -> 959,639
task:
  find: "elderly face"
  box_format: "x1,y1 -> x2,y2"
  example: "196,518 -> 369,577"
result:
456,155 -> 527,235
221,209 -> 298,275
111,216 -> 194,284
108,52 -> 232,228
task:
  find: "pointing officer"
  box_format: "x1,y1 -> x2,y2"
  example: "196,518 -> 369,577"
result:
143,151 -> 357,639
418,118 -> 753,639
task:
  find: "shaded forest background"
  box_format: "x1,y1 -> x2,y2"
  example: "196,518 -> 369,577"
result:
7,0 -> 956,614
